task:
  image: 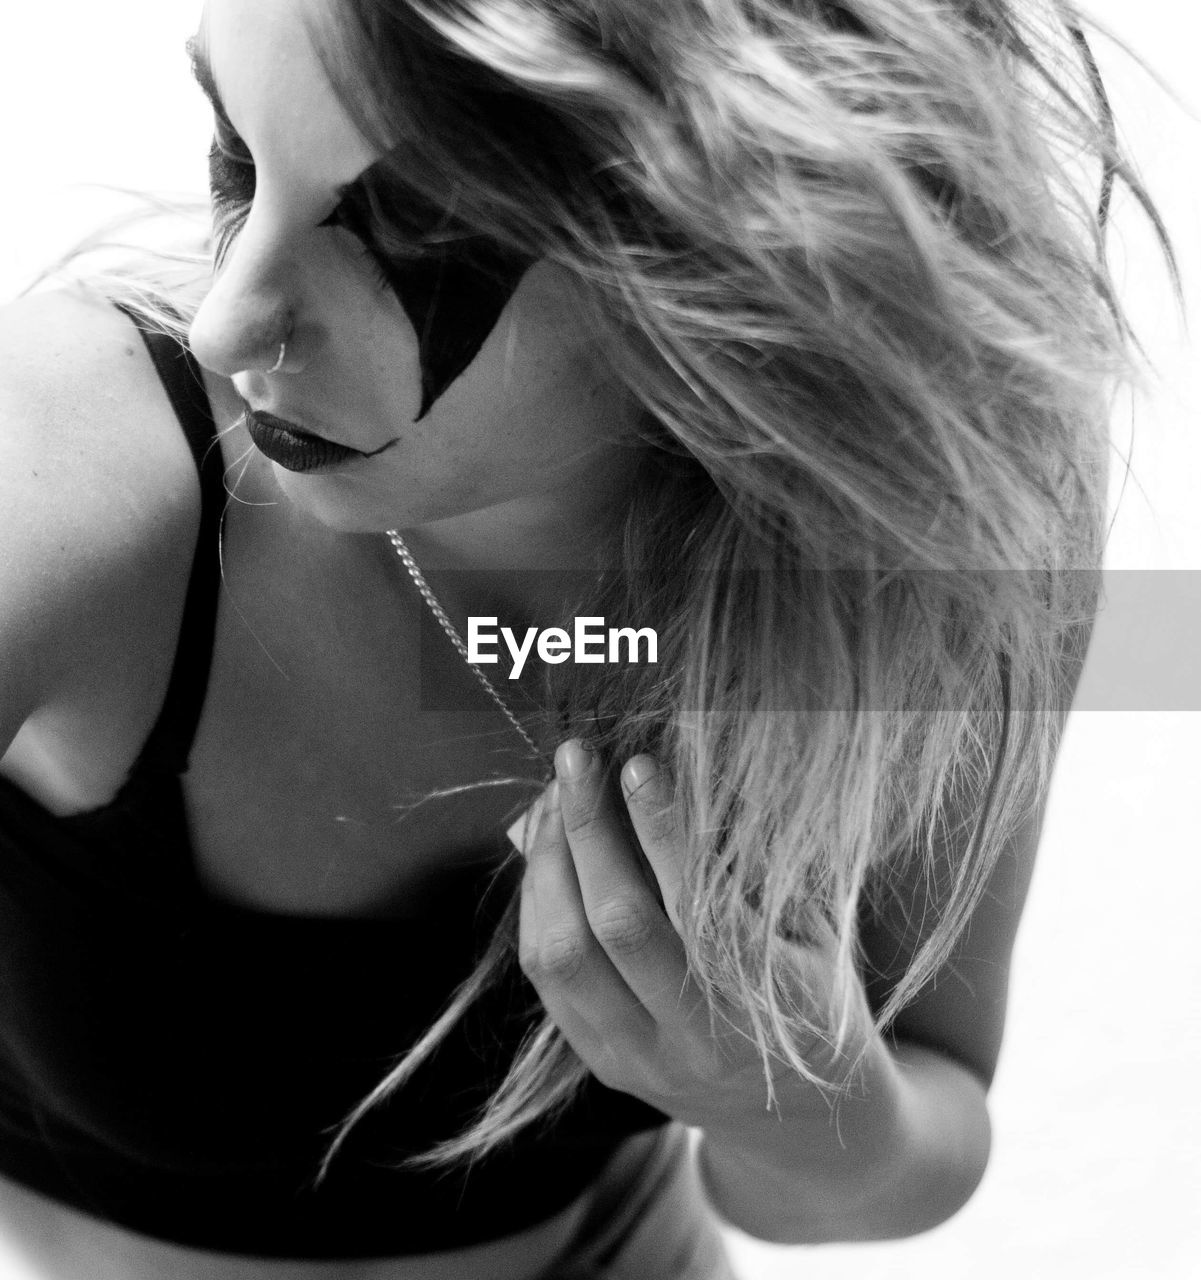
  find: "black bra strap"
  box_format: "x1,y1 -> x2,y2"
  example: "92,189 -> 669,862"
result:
112,301 -> 225,776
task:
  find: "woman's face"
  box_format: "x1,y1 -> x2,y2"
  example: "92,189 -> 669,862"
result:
186,0 -> 641,555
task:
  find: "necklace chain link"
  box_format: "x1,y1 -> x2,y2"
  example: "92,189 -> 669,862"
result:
384,530 -> 545,763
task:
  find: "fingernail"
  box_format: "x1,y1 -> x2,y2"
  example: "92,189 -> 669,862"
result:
556,739 -> 592,780
621,755 -> 658,798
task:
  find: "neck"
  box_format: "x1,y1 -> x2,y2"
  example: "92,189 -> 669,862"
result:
392,459 -> 641,631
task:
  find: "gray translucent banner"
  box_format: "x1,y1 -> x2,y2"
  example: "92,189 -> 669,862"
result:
404,569 -> 1201,713
1074,570 -> 1201,711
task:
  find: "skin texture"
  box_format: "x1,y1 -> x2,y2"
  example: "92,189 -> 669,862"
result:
186,0 -> 643,589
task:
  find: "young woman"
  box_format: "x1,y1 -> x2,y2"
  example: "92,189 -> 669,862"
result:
0,1 -> 1165,1277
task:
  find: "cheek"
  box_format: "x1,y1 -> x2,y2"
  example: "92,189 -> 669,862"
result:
368,260 -> 621,498
386,253 -> 536,422
422,280 -> 604,444
417,347 -> 606,490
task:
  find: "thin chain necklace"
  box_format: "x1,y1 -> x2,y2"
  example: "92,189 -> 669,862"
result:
384,529 -> 546,764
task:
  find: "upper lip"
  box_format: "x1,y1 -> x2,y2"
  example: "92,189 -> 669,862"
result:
239,393 -> 400,457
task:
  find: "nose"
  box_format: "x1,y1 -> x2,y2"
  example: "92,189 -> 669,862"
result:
187,224 -> 300,377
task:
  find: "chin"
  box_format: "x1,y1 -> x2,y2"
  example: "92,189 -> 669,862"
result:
269,466 -> 390,533
271,463 -> 466,536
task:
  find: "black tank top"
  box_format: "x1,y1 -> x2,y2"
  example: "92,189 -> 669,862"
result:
0,303 -> 665,1258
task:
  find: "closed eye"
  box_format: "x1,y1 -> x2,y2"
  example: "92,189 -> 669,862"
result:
205,119 -> 255,268
213,116 -> 254,167
207,136 -> 255,209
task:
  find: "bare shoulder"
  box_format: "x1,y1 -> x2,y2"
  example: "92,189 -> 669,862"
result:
0,285 -> 205,752
0,284 -> 202,497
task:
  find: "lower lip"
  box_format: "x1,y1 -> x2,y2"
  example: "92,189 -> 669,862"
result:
246,418 -> 364,473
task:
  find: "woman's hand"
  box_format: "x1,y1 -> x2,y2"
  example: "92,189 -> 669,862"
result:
516,737 -> 999,1245
516,737 -> 876,1140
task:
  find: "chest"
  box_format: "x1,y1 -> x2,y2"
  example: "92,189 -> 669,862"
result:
183,518 -> 552,920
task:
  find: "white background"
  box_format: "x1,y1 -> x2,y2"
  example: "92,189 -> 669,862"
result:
0,3 -> 1197,1278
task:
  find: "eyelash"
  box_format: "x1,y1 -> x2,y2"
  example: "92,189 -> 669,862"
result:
206,121 -> 254,270
205,119 -> 393,289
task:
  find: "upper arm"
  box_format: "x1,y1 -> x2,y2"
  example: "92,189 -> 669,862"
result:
0,285 -> 200,755
856,639 -> 1092,1091
857,798 -> 1047,1091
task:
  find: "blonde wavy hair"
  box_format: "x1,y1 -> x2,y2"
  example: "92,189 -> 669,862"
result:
28,0 -> 1172,1178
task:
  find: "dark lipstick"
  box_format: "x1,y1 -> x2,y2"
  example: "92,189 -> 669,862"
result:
245,410 -> 364,473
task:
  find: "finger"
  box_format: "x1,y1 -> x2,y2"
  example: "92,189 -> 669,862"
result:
517,812 -> 538,962
619,755 -> 687,934
525,778 -> 656,1046
518,790 -> 602,1062
515,790 -> 547,989
520,855 -> 606,1063
555,741 -> 692,1028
